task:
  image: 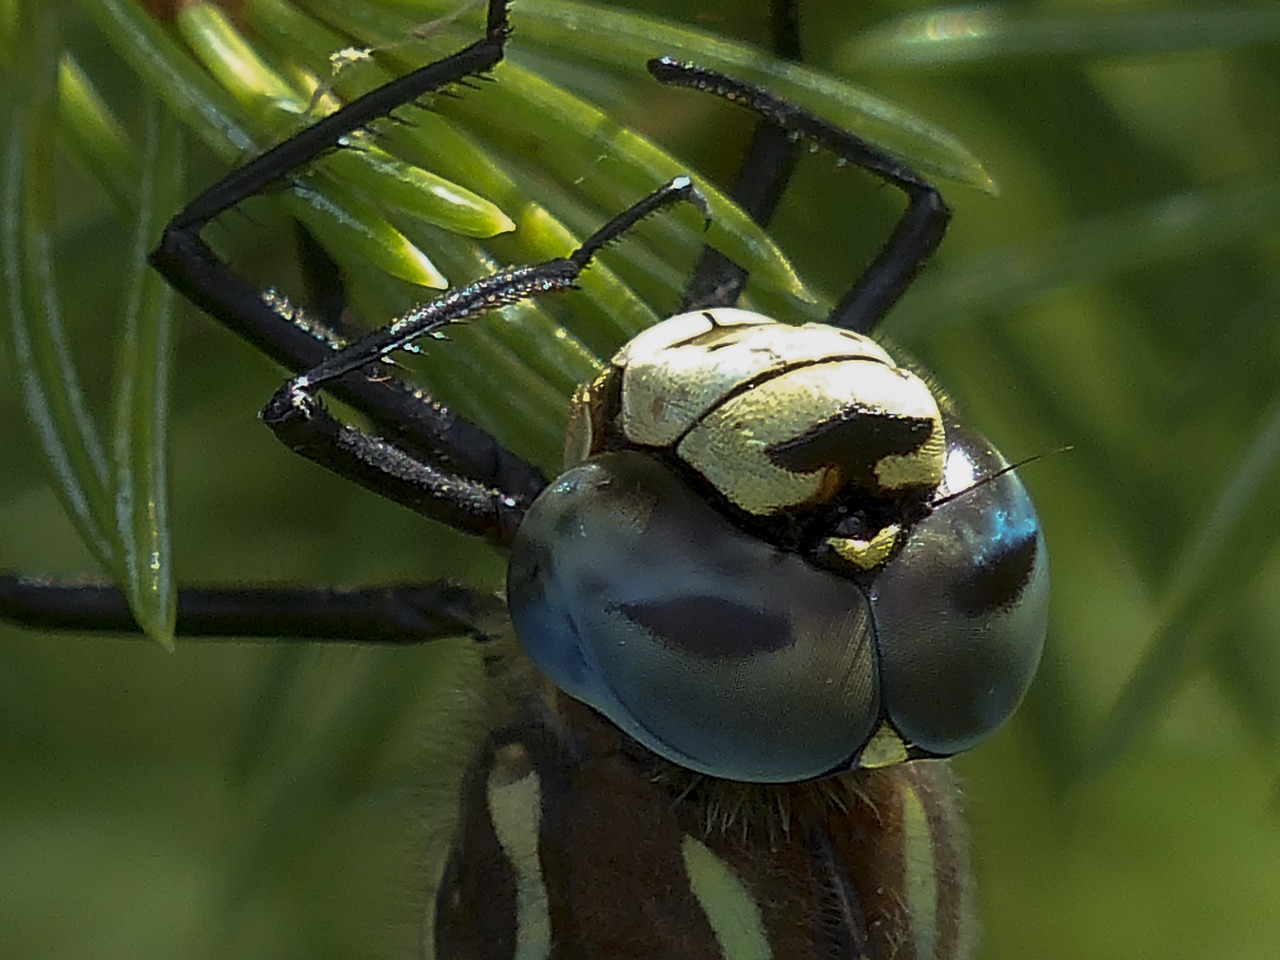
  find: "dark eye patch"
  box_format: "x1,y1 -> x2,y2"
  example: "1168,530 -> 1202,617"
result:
952,533 -> 1040,618
609,597 -> 790,660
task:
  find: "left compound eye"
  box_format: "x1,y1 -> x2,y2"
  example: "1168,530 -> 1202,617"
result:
507,450 -> 883,784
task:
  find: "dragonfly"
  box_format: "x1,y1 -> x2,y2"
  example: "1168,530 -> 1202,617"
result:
0,0 -> 1047,956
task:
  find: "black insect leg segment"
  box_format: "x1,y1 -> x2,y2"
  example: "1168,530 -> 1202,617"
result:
161,0 -> 510,230
681,117 -> 803,311
680,0 -> 804,311
0,576 -> 508,645
650,58 -> 952,335
261,177 -> 707,545
149,0 -> 546,505
262,399 -> 531,545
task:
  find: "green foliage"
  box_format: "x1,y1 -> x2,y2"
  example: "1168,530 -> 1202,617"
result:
1,1 -> 1278,957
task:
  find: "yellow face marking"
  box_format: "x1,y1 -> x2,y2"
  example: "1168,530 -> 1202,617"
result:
617,311 -> 895,453
858,723 -> 910,768
873,420 -> 946,492
678,359 -> 944,515
826,523 -> 903,572
577,309 -> 947,515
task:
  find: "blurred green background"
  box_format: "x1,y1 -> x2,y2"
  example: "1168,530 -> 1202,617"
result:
3,0 -> 1280,958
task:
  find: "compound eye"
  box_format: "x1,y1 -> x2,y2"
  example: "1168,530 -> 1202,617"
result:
507,450 -> 880,783
870,417 -> 1049,756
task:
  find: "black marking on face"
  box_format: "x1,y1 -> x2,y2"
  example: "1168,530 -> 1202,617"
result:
610,596 -> 791,659
768,411 -> 935,478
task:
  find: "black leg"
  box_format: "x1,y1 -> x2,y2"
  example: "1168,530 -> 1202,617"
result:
651,56 -> 951,334
680,0 -> 805,311
262,393 -> 531,545
261,178 -> 706,545
149,0 -> 547,503
158,0 -> 511,231
0,576 -> 506,645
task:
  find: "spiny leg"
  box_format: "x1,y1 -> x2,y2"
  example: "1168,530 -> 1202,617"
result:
274,177 -> 708,398
149,0 -> 546,501
261,178 -> 707,545
651,57 -> 951,334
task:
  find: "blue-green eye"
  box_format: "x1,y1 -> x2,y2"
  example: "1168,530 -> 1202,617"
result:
508,312 -> 1048,783
508,449 -> 881,783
